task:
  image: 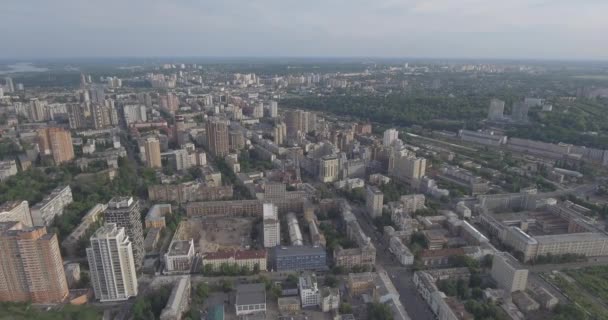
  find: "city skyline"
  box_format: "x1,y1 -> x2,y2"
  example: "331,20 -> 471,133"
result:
1,0 -> 607,60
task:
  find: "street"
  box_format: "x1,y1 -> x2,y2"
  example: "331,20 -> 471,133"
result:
349,204 -> 435,320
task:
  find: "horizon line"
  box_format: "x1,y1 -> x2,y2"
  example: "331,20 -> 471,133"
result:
1,55 -> 608,64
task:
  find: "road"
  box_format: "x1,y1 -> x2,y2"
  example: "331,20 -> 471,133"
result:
349,204 -> 435,320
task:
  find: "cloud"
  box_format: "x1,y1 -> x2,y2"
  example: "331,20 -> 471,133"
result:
0,0 -> 606,59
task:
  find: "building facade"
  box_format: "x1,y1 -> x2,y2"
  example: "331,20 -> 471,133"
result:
87,223 -> 138,302
263,203 -> 280,248
103,197 -> 145,269
366,185 -> 384,218
298,273 -> 320,308
0,222 -> 69,304
31,185 -> 73,227
0,201 -> 32,227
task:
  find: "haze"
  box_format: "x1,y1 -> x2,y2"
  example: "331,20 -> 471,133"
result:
1,0 -> 607,60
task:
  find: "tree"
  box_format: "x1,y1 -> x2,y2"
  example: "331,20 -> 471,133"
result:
367,302 -> 393,320
324,275 -> 338,288
339,302 -> 353,314
219,279 -> 233,293
286,274 -> 298,287
193,283 -> 210,304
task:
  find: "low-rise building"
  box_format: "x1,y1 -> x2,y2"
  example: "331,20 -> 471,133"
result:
0,200 -> 32,227
235,283 -> 266,316
204,249 -> 267,272
278,297 -> 301,314
164,239 -> 195,274
144,227 -> 162,253
31,185 -> 73,226
0,160 -> 18,181
418,248 -> 466,268
389,236 -> 414,266
64,263 -> 81,288
145,204 -> 172,229
319,287 -> 340,312
512,291 -> 539,314
160,276 -> 191,320
273,246 -> 327,272
334,244 -> 376,269
530,286 -> 558,310
347,272 -> 376,296
298,273 -> 319,308
62,204 -> 106,256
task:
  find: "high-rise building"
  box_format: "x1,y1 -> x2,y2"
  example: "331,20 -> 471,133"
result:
491,252 -> 528,293
103,197 -> 144,269
263,203 -> 280,248
366,185 -> 384,218
487,99 -> 505,121
383,129 -> 399,146
67,104 -> 87,129
38,128 -> 75,164
49,128 -> 75,164
252,103 -> 264,119
160,92 -> 179,113
4,77 -> 14,93
284,110 -> 311,137
123,104 -> 147,124
206,118 -> 229,157
511,101 -> 529,122
229,130 -> 245,151
143,137 -> 162,169
318,155 -> 340,183
388,150 -> 426,185
268,101 -> 278,118
87,223 -> 138,302
89,85 -> 105,104
172,149 -> 191,171
28,98 -> 50,122
89,85 -> 105,103
91,103 -> 113,129
0,221 -> 69,304
274,122 -> 287,145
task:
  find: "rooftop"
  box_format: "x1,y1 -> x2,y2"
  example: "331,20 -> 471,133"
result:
419,248 -> 465,258
534,232 -> 608,244
236,283 -> 266,306
204,249 -> 267,260
0,200 -> 26,212
167,239 -> 194,256
274,245 -> 326,257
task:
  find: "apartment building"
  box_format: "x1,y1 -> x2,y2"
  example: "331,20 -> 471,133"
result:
263,203 -> 280,248
0,200 -> 32,227
0,222 -> 69,304
491,253 -> 528,293
203,249 -> 267,272
103,197 -> 145,269
31,185 -> 73,226
87,223 -> 138,302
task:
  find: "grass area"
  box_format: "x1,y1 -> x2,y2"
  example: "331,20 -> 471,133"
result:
548,273 -> 608,320
565,266 -> 608,304
0,302 -> 101,320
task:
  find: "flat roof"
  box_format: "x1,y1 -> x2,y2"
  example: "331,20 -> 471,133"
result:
167,239 -> 193,256
236,283 -> 266,306
535,232 -> 608,244
274,245 -> 326,257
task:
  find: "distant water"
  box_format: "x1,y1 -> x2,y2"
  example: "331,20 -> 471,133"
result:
0,62 -> 49,75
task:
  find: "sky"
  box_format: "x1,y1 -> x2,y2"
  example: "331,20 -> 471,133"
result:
1,0 -> 607,60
